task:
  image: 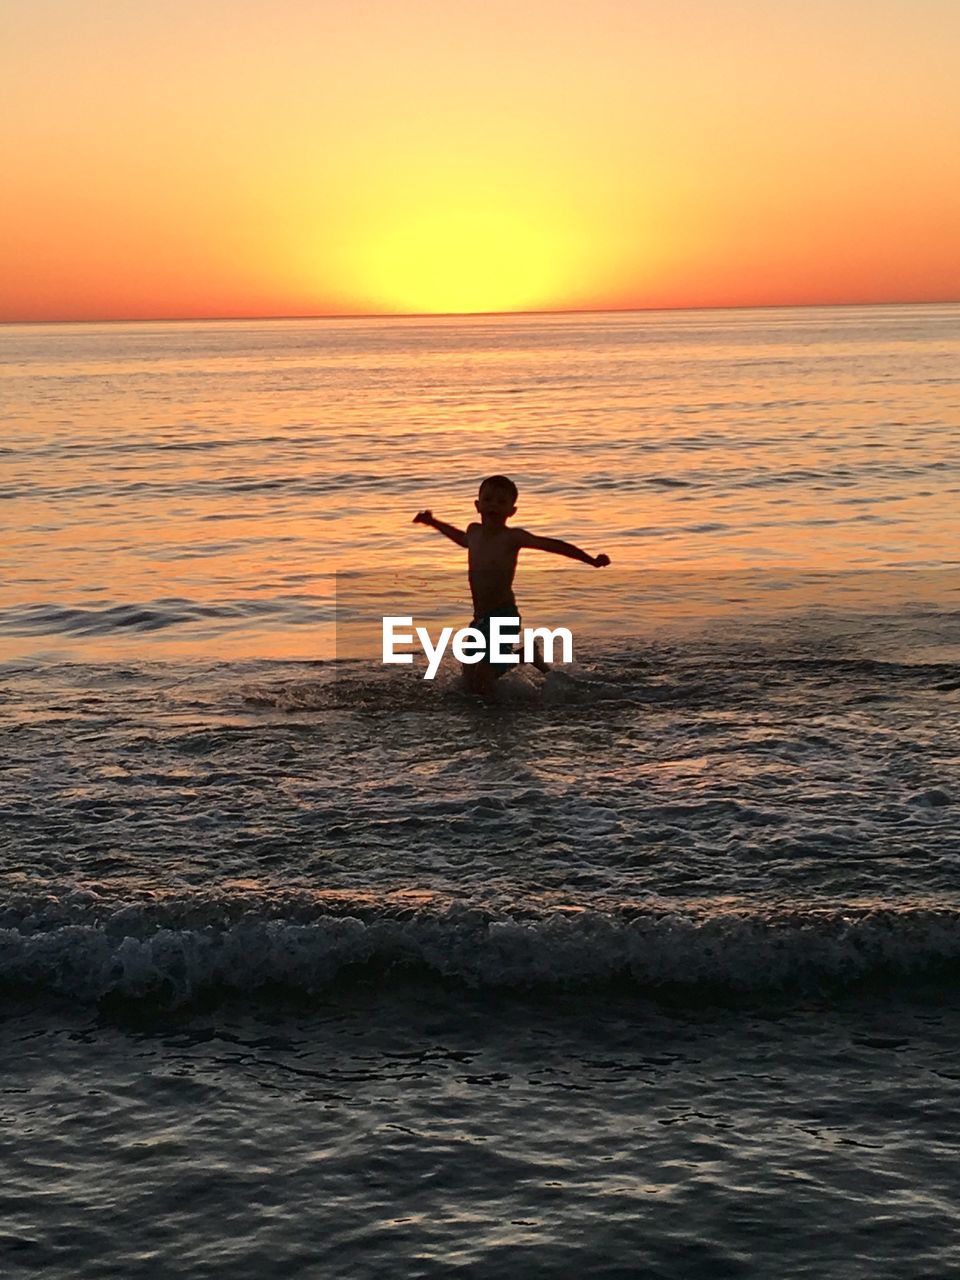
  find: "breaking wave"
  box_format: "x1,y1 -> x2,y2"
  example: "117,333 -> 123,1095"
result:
2,889 -> 958,1005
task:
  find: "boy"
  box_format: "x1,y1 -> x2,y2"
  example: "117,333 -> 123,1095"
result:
413,474 -> 610,697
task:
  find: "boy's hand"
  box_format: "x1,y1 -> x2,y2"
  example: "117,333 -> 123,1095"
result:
412,511 -> 468,547
592,554 -> 611,568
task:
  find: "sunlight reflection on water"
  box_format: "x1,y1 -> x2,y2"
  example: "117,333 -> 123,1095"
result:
2,305 -> 959,661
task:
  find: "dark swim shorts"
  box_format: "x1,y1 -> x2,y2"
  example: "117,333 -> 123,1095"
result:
469,613 -> 522,669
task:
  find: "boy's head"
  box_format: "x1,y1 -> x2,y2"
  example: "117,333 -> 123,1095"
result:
476,474 -> 518,524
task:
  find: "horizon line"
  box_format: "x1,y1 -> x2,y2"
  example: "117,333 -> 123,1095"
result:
2,297 -> 958,327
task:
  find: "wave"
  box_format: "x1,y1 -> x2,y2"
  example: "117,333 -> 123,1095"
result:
0,597 -> 334,638
1,890 -> 958,1005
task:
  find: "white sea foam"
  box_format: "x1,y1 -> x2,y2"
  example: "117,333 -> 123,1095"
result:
1,893 -> 958,1004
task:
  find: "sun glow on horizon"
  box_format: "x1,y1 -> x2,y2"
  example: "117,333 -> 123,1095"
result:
320,188 -> 643,316
345,204 -> 571,315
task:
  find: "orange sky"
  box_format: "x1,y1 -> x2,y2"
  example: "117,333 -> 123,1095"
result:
2,0 -> 958,320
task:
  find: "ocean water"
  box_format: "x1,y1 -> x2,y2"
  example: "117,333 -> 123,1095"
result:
2,306 -> 960,1277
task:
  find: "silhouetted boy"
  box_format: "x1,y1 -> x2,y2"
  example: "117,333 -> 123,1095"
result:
413,474 -> 609,697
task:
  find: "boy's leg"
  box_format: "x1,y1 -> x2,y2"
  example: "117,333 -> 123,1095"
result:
462,660 -> 496,700
462,615 -> 499,700
462,659 -> 480,694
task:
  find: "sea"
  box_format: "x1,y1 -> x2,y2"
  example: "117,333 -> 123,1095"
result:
2,305 -> 960,1277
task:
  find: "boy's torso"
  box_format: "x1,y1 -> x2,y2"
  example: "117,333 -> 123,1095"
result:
466,523 -> 520,616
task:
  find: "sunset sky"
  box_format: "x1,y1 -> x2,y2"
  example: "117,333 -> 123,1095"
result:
2,0 -> 958,321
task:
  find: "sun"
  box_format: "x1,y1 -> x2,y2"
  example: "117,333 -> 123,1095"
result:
344,201 -> 575,315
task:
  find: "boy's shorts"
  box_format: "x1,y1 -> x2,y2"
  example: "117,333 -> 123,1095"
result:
469,613 -> 522,670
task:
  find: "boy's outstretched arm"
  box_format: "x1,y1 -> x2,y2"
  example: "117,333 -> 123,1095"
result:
413,509 -> 468,549
516,529 -> 610,567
